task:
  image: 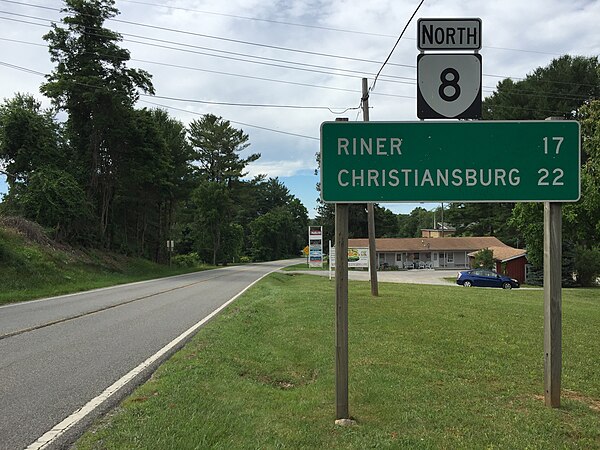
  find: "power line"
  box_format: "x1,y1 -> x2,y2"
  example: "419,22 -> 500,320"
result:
0,60 -> 45,76
0,31 -> 417,100
371,0 -> 425,92
0,56 -> 363,112
0,57 -> 582,122
0,11 -> 420,84
117,0 -> 396,39
0,7 -> 595,91
0,58 -> 329,140
2,0 -> 566,57
0,29 -> 595,105
144,94 -> 359,114
139,99 -> 320,141
0,5 -> 415,70
0,33 -> 593,106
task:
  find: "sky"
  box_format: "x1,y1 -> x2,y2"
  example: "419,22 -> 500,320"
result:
0,0 -> 599,218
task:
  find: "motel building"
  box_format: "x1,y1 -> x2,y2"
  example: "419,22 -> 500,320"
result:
348,235 -> 528,284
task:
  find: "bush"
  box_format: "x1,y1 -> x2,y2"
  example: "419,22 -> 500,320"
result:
472,248 -> 494,270
239,256 -> 252,263
172,252 -> 203,268
575,247 -> 600,287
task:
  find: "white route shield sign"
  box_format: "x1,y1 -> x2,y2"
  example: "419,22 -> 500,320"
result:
417,53 -> 482,119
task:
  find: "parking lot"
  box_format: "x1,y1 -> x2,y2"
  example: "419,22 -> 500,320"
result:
289,268 -> 460,286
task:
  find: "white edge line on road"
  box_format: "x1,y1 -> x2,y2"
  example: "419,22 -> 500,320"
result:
26,266 -> 281,450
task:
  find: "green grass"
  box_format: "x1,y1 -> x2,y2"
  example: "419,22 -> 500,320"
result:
76,274 -> 600,449
282,262 -> 328,271
0,226 -> 212,305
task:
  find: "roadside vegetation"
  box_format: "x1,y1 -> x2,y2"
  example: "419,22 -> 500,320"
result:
77,273 -> 600,449
0,217 -> 212,306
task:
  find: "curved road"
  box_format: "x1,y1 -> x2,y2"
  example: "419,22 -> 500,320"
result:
0,260 -> 298,450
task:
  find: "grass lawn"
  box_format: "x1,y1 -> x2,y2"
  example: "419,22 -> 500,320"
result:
282,262 -> 328,271
76,274 -> 600,449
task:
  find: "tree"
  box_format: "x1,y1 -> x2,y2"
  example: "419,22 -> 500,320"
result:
374,205 -> 399,237
250,206 -> 305,261
41,0 -> 154,242
397,207 -> 433,237
6,167 -> 92,241
188,114 -> 259,185
483,55 -> 600,120
0,94 -> 63,188
445,202 -> 519,246
191,182 -> 233,265
574,247 -> 600,287
111,108 -> 173,257
472,248 -> 494,270
186,115 -> 261,263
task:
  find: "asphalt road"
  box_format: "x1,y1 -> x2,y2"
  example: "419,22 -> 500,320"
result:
0,260 -> 298,450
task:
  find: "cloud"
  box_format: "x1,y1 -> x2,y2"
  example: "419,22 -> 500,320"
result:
245,159 -> 312,178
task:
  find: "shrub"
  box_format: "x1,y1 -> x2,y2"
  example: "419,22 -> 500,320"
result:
172,252 -> 202,268
575,247 -> 600,287
472,248 -> 494,270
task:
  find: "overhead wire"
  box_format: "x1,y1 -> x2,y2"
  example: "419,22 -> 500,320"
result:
371,0 -> 425,93
117,0 -> 396,39
4,0 -> 565,56
1,6 -> 597,94
0,12 -> 419,86
0,16 -> 596,103
0,53 -> 585,128
0,1 -> 570,79
0,58 -> 331,140
0,4 -> 597,112
140,99 -> 320,140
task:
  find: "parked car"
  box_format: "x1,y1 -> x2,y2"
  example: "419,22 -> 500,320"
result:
403,261 -> 414,269
456,269 -> 520,289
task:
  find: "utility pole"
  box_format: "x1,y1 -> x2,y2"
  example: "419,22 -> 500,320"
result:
441,202 -> 444,237
362,78 -> 379,296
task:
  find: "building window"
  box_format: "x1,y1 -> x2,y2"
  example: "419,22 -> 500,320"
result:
413,252 -> 420,260
447,252 -> 454,263
396,253 -> 403,262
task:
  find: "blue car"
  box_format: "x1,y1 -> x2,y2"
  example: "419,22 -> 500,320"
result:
456,269 -> 520,289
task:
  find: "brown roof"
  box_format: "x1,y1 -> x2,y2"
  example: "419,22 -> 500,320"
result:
348,236 -> 508,252
467,246 -> 527,262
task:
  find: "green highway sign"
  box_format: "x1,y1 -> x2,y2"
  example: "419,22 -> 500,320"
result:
320,121 -> 580,203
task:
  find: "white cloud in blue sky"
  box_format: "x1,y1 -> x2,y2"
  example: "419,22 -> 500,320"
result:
0,0 -> 599,217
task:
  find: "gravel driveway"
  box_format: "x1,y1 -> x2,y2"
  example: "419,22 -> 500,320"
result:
287,268 -> 460,286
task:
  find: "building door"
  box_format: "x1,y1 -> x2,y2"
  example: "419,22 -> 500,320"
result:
432,252 -> 439,268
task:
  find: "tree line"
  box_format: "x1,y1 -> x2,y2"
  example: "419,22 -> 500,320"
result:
0,0 -> 307,265
315,55 -> 600,286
